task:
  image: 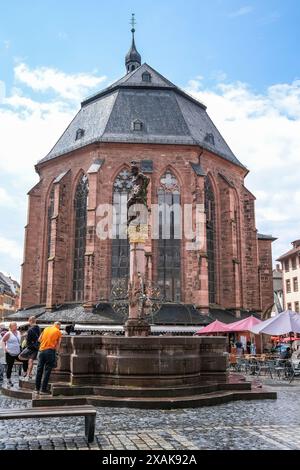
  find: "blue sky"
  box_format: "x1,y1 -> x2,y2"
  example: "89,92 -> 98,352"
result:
1,0 -> 300,280
0,0 -> 300,91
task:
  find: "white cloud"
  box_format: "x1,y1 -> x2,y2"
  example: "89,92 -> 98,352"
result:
0,235 -> 23,261
14,62 -> 107,101
0,81 -> 5,103
228,5 -> 253,18
0,62 -> 107,279
0,188 -> 17,207
186,77 -> 300,262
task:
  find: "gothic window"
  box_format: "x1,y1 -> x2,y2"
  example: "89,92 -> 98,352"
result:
157,170 -> 181,302
205,177 -> 217,304
73,174 -> 89,301
111,169 -> 133,283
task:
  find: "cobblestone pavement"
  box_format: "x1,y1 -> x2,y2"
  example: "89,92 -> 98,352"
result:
1,376 -> 300,450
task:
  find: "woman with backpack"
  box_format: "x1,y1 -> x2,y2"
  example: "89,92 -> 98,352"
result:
2,322 -> 21,387
18,316 -> 40,381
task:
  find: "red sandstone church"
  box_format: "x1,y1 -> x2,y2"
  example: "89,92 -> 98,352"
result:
17,29 -> 275,326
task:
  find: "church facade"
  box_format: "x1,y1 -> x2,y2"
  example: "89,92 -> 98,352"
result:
20,31 -> 275,321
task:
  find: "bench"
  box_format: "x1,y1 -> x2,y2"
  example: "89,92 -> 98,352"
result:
0,405 -> 97,443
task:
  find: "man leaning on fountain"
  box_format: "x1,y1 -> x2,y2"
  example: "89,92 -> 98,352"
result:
35,321 -> 62,396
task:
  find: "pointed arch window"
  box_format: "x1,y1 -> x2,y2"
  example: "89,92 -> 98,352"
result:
205,177 -> 217,304
111,169 -> 133,283
157,170 -> 181,302
73,174 -> 89,301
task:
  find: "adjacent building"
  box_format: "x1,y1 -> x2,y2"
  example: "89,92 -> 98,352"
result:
273,264 -> 283,315
277,240 -> 300,313
0,272 -> 20,320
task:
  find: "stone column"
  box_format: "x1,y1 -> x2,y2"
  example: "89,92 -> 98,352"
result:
83,159 -> 104,310
46,171 -> 71,309
185,166 -> 209,313
125,225 -> 151,337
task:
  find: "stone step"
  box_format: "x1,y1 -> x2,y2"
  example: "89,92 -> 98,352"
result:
1,383 -> 33,399
17,374 -> 251,397
31,388 -> 276,409
51,381 -> 251,398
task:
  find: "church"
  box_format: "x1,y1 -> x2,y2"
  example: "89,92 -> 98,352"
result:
18,25 -> 275,327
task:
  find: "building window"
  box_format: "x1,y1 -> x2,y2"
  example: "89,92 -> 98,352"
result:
73,174 -> 89,301
284,260 -> 289,272
75,128 -> 85,141
204,132 -> 215,146
295,302 -> 300,313
132,119 -> 143,131
205,177 -> 217,304
293,277 -> 298,292
287,302 -> 292,310
292,257 -> 297,270
157,170 -> 181,302
111,169 -> 133,283
142,72 -> 151,82
286,279 -> 291,293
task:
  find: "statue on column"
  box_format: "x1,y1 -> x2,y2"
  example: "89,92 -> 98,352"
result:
127,161 -> 149,227
126,161 -> 150,334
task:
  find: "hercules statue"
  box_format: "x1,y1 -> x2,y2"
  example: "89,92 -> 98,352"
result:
127,161 -> 149,227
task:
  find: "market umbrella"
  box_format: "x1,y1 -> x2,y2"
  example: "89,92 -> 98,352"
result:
250,310 -> 300,335
226,315 -> 261,332
195,319 -> 230,335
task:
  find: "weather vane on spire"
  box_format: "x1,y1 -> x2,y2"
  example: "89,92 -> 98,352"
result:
125,13 -> 141,73
130,13 -> 136,33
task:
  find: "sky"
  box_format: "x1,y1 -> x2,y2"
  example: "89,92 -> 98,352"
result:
0,0 -> 300,280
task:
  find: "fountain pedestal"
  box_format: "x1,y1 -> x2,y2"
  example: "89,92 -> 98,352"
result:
124,224 -> 151,337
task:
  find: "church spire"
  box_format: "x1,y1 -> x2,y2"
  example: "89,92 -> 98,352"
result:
125,13 -> 141,74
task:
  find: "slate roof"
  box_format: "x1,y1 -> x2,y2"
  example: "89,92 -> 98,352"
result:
36,303 -> 125,325
3,306 -> 46,321
208,308 -> 261,324
257,233 -> 277,242
11,303 -> 261,326
150,303 -> 212,326
39,63 -> 245,169
0,272 -> 19,296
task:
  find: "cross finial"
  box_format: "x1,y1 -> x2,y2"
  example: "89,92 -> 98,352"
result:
130,13 -> 136,33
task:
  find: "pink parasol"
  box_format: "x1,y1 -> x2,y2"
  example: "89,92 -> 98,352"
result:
226,315 -> 262,332
281,336 -> 300,343
195,319 -> 230,335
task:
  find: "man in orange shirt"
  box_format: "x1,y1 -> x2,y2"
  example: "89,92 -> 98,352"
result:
35,321 -> 62,395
